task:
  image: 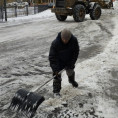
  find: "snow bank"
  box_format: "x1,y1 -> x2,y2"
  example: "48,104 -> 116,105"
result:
2,1 -> 117,25
42,14 -> 118,117
5,0 -> 118,23
7,9 -> 54,23
114,0 -> 118,10
60,13 -> 118,118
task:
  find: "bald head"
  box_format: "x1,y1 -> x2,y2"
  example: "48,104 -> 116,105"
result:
61,29 -> 71,40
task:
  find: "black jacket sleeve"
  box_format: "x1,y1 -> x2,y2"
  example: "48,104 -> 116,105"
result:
49,41 -> 60,72
72,38 -> 79,65
67,38 -> 79,68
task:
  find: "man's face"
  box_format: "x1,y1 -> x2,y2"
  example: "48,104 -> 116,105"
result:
61,38 -> 69,44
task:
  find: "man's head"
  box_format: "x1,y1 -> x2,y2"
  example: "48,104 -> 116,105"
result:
61,29 -> 71,44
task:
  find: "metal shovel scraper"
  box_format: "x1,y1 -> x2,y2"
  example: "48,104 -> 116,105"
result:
9,89 -> 45,118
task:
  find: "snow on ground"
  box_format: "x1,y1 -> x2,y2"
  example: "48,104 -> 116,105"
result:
75,17 -> 118,118
44,2 -> 118,117
0,0 -> 117,29
114,0 -> 118,9
0,1 -> 118,118
0,9 -> 54,30
7,0 -> 118,22
0,9 -> 54,28
7,9 -> 54,22
1,0 -> 117,25
102,0 -> 118,15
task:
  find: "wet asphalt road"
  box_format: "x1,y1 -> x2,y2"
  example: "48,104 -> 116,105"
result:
0,11 -> 117,118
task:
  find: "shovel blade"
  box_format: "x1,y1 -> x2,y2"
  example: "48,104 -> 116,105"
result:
9,89 -> 45,118
21,92 -> 45,118
9,89 -> 29,110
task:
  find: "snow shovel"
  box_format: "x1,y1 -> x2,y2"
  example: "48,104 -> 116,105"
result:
9,69 -> 64,118
9,89 -> 45,118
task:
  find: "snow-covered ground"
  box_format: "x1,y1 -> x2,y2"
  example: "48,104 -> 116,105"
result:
0,1 -> 118,118
5,1 -> 118,22
0,10 -> 54,27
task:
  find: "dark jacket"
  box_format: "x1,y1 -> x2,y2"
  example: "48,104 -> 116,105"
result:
49,32 -> 79,72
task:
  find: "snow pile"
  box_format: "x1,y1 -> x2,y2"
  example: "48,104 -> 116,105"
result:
42,15 -> 118,117
114,0 -> 118,10
7,9 -> 54,23
60,16 -> 118,118
7,2 -> 29,7
0,2 -> 118,118
4,1 -> 118,24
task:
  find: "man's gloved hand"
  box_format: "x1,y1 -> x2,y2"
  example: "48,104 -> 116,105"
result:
53,71 -> 60,79
53,70 -> 62,81
65,64 -> 75,70
54,72 -> 59,76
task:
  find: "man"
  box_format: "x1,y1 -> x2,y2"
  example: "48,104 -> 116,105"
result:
49,29 -> 79,97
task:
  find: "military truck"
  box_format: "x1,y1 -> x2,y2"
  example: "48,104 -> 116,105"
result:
51,0 -> 114,22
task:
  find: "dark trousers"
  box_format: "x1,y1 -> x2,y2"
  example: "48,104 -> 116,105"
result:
53,69 -> 75,93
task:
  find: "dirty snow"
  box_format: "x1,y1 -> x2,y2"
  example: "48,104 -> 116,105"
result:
0,1 -> 118,118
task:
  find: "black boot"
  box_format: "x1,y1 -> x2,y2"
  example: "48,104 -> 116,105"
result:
68,72 -> 78,88
53,74 -> 61,95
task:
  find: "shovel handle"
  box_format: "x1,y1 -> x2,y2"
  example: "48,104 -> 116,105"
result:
31,69 -> 64,92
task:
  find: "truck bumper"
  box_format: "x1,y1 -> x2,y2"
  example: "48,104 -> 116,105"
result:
51,8 -> 72,15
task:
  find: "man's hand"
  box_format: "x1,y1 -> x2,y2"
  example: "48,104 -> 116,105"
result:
54,71 -> 59,76
65,64 -> 75,70
53,71 -> 59,78
53,71 -> 61,80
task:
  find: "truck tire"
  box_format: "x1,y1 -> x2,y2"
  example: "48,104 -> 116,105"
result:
73,4 -> 86,22
90,4 -> 101,20
55,14 -> 67,21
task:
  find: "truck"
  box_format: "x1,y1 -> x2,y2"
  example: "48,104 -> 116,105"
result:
51,0 -> 114,22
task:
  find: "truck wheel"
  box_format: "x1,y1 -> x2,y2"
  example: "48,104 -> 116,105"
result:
73,4 -> 86,22
55,14 -> 67,21
90,4 -> 101,20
